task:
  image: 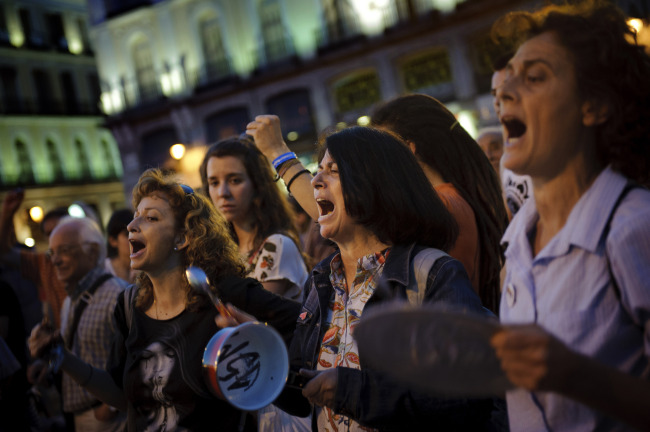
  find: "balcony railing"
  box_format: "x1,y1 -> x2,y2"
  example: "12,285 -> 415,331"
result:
0,167 -> 121,190
316,14 -> 362,50
0,97 -> 101,116
189,55 -> 234,89
119,73 -> 164,109
252,35 -> 297,71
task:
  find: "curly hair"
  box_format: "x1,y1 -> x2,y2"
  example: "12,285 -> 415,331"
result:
321,126 -> 458,252
199,136 -> 309,268
371,94 -> 508,314
492,0 -> 650,185
131,168 -> 245,311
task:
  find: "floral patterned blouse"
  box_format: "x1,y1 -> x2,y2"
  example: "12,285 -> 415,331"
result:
245,233 -> 308,302
315,249 -> 389,432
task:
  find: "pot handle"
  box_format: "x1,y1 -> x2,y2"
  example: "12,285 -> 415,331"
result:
286,371 -> 311,389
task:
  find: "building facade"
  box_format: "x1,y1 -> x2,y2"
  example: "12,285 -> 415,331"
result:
0,0 -> 126,248
89,0 -> 537,194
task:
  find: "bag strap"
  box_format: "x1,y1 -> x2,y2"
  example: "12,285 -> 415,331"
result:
604,182 -> 638,304
64,274 -> 113,350
406,248 -> 449,306
123,284 -> 136,332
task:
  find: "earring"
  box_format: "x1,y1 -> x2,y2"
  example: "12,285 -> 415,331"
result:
174,247 -> 178,251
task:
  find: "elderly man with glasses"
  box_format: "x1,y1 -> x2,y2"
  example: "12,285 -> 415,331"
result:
33,216 -> 127,432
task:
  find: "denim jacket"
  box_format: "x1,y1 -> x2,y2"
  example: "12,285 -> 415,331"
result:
275,243 -> 504,431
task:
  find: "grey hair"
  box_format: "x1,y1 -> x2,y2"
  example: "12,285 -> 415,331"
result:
477,126 -> 503,141
55,216 -> 107,266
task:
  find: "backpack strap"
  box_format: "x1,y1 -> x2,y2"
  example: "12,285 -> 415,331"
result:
604,182 -> 638,304
64,274 -> 113,350
406,248 -> 449,306
123,284 -> 136,332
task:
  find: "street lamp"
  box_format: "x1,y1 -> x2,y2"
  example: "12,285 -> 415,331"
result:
170,143 -> 186,160
29,206 -> 44,223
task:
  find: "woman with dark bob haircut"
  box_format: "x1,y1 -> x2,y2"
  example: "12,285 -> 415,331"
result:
321,126 -> 458,250
223,126 -> 504,430
371,94 -> 509,314
489,0 -> 650,430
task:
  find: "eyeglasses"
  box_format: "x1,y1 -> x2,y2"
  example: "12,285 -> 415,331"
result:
46,242 -> 91,260
180,184 -> 194,195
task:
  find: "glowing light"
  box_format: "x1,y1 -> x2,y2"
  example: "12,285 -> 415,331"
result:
68,39 -> 83,55
160,74 -> 172,96
336,122 -> 347,130
170,144 -> 186,160
170,69 -> 182,92
29,206 -> 44,223
628,18 -> 643,34
110,89 -> 123,112
10,30 -> 24,47
24,238 -> 35,247
432,0 -> 459,14
350,0 -> 390,35
456,111 -> 477,139
101,92 -> 113,113
287,131 -> 299,141
357,116 -> 370,126
68,204 -> 85,218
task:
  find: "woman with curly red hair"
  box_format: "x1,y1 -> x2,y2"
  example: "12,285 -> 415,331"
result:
28,168 -> 300,431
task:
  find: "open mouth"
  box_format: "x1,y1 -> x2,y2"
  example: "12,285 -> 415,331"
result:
129,239 -> 145,254
502,118 -> 527,139
317,199 -> 334,216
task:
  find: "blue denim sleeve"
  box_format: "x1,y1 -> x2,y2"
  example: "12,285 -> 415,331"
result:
331,256 -> 499,430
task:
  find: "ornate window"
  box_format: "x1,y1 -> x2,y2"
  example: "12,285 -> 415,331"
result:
132,38 -> 158,101
332,70 -> 381,113
46,139 -> 65,182
75,138 -> 92,179
45,13 -> 66,51
199,15 -> 230,80
204,107 -> 250,143
0,5 -> 10,46
400,47 -> 454,101
265,89 -> 316,150
320,0 -> 360,45
14,139 -> 34,184
0,67 -> 18,113
258,0 -> 292,62
101,139 -> 117,178
61,71 -> 79,114
33,69 -> 54,114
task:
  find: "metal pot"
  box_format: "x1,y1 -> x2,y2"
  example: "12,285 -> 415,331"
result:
202,321 -> 289,411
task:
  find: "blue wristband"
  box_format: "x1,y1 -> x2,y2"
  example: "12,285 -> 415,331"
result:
272,152 -> 297,170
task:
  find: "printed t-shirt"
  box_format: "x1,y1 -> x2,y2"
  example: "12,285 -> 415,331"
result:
109,295 -> 255,432
245,233 -> 308,302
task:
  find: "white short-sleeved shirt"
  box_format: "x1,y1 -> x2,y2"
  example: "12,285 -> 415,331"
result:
500,166 -> 650,431
245,233 -> 309,302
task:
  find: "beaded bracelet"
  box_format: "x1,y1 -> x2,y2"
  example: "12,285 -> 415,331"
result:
285,169 -> 312,195
272,152 -> 297,170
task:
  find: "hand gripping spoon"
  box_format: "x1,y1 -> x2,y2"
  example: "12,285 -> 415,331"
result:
186,266 -> 232,318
